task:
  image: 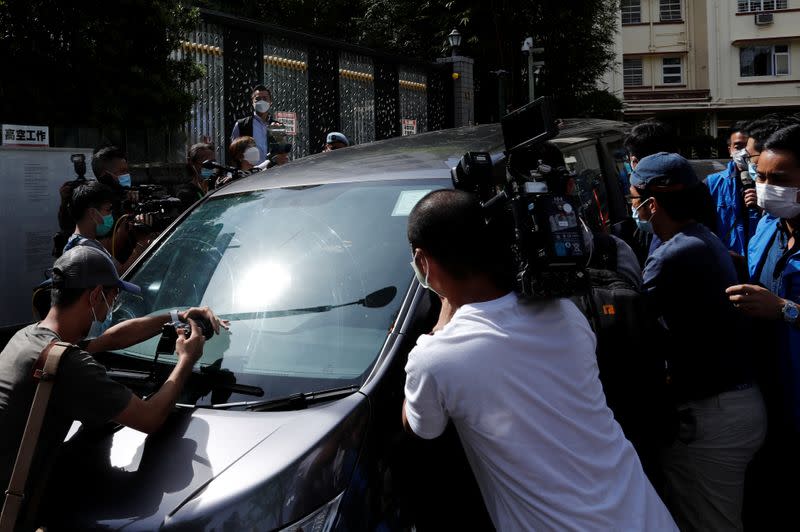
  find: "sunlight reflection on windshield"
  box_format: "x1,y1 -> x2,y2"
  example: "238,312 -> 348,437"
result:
236,261 -> 292,311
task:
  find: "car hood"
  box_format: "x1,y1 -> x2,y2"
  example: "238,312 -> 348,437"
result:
44,392 -> 369,531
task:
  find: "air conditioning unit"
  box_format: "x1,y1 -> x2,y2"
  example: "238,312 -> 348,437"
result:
755,12 -> 774,25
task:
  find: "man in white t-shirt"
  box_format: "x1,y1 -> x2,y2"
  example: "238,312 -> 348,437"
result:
402,189 -> 677,531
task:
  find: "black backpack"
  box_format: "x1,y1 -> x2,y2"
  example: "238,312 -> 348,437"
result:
574,233 -> 675,452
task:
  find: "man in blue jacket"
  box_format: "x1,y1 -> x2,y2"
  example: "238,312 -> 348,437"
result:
705,122 -> 760,256
728,124 -> 800,428
727,122 -> 800,525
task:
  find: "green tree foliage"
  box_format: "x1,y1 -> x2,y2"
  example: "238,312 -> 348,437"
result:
0,0 -> 203,129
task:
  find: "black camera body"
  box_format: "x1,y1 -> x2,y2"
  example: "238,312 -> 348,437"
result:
269,142 -> 293,155
156,316 -> 214,354
126,184 -> 184,233
450,97 -> 589,299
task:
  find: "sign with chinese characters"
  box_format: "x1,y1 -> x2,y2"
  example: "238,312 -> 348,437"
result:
401,119 -> 417,136
273,112 -> 297,136
2,124 -> 49,147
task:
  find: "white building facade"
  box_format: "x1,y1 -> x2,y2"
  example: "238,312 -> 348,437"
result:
610,0 -> 800,154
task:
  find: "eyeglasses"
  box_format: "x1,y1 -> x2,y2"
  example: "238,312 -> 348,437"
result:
624,194 -> 643,206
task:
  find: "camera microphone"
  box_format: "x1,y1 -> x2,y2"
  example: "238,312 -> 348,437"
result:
201,160 -> 237,174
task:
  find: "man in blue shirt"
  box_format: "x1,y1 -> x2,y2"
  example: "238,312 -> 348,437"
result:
728,124 -> 800,428
705,121 -> 761,256
631,152 -> 765,531
230,85 -> 273,165
725,122 -> 800,526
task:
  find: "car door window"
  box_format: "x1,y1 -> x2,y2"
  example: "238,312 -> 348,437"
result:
562,143 -> 611,233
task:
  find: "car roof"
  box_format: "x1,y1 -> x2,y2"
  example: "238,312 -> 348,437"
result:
215,119 -> 630,196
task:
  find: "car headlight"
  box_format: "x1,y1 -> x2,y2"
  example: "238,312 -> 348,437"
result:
279,491 -> 344,532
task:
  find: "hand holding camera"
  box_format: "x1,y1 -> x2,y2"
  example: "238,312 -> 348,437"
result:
157,315 -> 213,360
174,318 -> 207,365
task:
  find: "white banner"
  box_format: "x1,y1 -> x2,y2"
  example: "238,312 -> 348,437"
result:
2,124 -> 49,147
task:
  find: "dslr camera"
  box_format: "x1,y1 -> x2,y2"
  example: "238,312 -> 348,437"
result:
156,316 -> 215,354
450,97 -> 589,299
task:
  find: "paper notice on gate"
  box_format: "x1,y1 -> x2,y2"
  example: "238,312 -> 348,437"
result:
274,112 -> 297,136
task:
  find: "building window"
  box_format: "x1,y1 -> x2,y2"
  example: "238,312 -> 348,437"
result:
775,45 -> 790,75
660,0 -> 682,21
624,58 -> 644,86
738,0 -> 788,12
621,0 -> 641,24
662,57 -> 683,84
740,44 -> 790,76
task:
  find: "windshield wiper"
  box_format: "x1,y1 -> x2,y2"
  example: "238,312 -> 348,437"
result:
198,385 -> 360,411
219,286 -> 396,321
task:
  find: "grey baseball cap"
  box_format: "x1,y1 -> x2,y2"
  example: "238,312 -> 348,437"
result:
50,246 -> 141,294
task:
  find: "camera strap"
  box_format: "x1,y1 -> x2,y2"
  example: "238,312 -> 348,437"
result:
0,341 -> 72,532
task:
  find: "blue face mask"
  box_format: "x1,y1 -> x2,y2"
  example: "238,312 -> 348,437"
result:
200,167 -> 215,179
117,173 -> 132,188
623,161 -> 633,175
95,212 -> 114,237
747,161 -> 758,182
87,291 -> 113,338
632,199 -> 654,234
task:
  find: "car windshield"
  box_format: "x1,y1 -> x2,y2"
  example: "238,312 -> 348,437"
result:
110,179 -> 447,405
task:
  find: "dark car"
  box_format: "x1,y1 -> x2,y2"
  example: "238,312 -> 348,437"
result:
41,119 -> 631,531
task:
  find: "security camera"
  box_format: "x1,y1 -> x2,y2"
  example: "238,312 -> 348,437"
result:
521,37 -> 533,55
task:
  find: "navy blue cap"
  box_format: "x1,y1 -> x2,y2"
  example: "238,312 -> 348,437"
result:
630,152 -> 699,189
49,246 -> 141,294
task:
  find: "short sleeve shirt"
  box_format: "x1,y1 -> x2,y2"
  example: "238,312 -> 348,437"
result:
404,294 -> 676,531
643,222 -> 753,400
0,324 -> 132,494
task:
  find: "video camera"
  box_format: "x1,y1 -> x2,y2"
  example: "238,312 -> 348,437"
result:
450,97 -> 589,299
269,141 -> 293,155
126,184 -> 184,234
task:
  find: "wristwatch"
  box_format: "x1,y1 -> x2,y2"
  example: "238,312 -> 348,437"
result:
782,300 -> 799,324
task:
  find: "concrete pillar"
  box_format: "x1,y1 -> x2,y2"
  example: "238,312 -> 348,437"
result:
436,56 -> 474,127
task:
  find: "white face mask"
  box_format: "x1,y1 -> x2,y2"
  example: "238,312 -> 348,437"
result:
732,148 -> 749,171
254,100 -> 271,114
409,251 -> 440,296
243,147 -> 261,165
756,182 -> 800,219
